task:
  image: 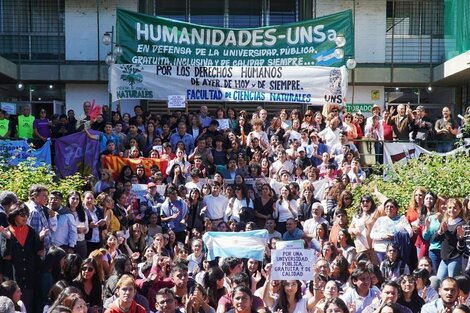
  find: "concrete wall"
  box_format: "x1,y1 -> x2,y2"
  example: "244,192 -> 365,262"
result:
316,0 -> 386,63
65,0 -> 138,61
65,84 -> 139,115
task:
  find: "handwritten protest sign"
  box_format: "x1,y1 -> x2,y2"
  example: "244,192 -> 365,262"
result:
271,249 -> 315,280
168,95 -> 186,108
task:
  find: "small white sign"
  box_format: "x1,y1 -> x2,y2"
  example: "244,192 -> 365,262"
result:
168,95 -> 186,108
271,249 -> 315,281
276,240 -> 305,250
0,102 -> 16,115
217,119 -> 230,130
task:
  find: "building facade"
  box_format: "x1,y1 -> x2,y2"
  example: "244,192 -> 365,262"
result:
0,0 -> 468,118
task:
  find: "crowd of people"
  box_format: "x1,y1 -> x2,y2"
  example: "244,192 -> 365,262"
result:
0,101 -> 469,313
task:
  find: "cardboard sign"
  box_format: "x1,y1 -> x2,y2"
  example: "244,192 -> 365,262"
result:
168,95 -> 186,108
271,249 -> 315,280
217,119 -> 230,130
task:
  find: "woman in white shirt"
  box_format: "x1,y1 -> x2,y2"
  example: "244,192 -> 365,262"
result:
370,198 -> 412,263
273,185 -> 298,234
226,184 -> 254,223
67,191 -> 89,259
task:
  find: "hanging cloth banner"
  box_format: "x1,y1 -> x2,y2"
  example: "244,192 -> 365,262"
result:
0,139 -> 51,166
116,9 -> 354,67
110,64 -> 348,105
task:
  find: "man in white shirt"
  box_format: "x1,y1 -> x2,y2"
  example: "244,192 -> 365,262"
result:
201,182 -> 228,227
303,202 -> 328,235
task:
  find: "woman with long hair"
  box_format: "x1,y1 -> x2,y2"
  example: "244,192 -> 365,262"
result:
143,121 -> 158,156
41,246 -> 67,305
104,254 -> 133,301
67,191 -> 88,259
0,280 -> 27,313
435,198 -> 466,279
272,185 -> 298,234
349,195 -> 383,263
96,192 -> 117,238
253,183 -> 276,229
321,241 -> 339,264
264,279 -> 318,313
267,116 -> 285,145
406,187 -> 427,259
226,184 -> 254,223
336,228 -> 356,265
71,258 -> 103,309
166,163 -> 186,186
397,274 -> 425,313
187,188 -> 205,233
330,255 -> 350,288
82,191 -> 106,253
127,223 -> 147,257
244,258 -> 265,291
297,184 -> 320,224
203,267 -> 227,308
422,194 -> 446,272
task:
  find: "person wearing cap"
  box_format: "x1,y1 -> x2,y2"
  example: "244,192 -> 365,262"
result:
295,146 -> 312,170
307,131 -> 328,167
142,182 -> 162,216
366,104 -> 382,126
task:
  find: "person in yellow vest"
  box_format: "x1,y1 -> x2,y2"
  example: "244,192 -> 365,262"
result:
16,104 -> 35,139
0,110 -> 11,138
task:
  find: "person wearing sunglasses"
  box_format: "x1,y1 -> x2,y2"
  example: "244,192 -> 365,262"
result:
348,195 -> 382,264
71,258 -> 103,312
4,203 -> 43,313
33,107 -> 52,142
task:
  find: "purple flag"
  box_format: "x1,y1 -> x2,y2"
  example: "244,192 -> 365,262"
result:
55,130 -> 101,178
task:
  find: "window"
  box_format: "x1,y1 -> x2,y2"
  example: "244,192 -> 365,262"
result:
153,0 -> 299,27
0,0 -> 65,61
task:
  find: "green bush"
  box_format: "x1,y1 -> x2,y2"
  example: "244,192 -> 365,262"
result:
351,153 -> 470,216
0,158 -> 85,202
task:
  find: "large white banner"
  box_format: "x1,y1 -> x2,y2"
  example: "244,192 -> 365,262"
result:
110,64 -> 348,105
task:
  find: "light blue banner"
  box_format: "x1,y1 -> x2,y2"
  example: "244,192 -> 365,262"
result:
203,229 -> 268,261
0,139 -> 51,166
